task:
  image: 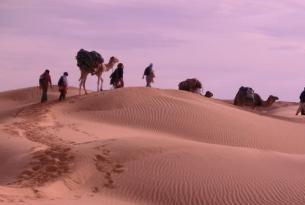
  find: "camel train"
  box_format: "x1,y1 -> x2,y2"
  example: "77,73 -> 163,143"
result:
74,49 -> 284,111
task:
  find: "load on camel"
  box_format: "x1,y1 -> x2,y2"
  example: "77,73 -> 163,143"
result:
178,78 -> 213,98
233,86 -> 279,107
76,49 -> 119,95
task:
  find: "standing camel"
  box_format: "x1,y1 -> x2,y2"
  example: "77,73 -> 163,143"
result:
76,49 -> 119,95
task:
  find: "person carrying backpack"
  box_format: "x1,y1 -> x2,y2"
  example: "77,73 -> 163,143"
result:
58,72 -> 68,101
142,63 -> 155,87
110,63 -> 124,89
39,69 -> 52,103
296,87 -> 305,115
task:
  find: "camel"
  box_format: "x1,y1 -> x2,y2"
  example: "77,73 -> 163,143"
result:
234,86 -> 279,107
76,49 -> 119,95
178,78 -> 213,98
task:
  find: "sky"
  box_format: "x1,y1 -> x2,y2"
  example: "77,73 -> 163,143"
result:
0,0 -> 305,100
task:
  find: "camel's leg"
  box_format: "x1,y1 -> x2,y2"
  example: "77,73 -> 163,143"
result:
100,77 -> 104,91
79,71 -> 85,95
83,76 -> 88,95
97,75 -> 100,92
79,74 -> 84,95
79,80 -> 82,95
97,73 -> 103,92
79,71 -> 88,95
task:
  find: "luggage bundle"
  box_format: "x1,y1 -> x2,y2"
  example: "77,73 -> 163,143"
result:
178,78 -> 202,91
76,49 -> 104,72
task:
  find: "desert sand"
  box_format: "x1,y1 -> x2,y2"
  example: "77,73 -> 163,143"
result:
0,86 -> 305,205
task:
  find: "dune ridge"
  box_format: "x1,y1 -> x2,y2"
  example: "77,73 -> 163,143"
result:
61,88 -> 305,154
0,87 -> 305,205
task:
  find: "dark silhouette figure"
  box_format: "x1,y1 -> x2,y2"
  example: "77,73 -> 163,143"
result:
39,69 -> 52,103
58,72 -> 68,101
143,63 -> 155,87
110,63 -> 124,89
296,88 -> 305,115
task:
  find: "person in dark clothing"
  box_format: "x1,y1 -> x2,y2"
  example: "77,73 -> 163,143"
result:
296,87 -> 305,115
58,72 -> 68,101
110,63 -> 124,89
143,63 -> 155,87
39,69 -> 52,103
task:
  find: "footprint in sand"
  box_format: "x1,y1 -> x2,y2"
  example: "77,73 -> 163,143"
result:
112,164 -> 124,174
4,103 -> 76,187
91,186 -> 99,193
94,149 -> 125,189
16,146 -> 75,186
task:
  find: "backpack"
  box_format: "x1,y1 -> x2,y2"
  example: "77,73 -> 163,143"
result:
58,76 -> 64,86
39,74 -> 46,85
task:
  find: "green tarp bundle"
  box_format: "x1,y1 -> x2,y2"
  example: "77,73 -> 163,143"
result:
76,49 -> 104,72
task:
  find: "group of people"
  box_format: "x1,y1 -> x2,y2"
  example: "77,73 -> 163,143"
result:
39,70 -> 69,103
39,63 -> 156,103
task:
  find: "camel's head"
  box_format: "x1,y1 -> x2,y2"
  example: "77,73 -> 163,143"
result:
268,95 -> 279,102
109,56 -> 119,64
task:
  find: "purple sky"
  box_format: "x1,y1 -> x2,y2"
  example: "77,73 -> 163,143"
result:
1,0 -> 305,100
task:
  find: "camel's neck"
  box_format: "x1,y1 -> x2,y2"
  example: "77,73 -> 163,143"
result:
104,62 -> 116,71
263,98 -> 275,107
94,62 -> 114,75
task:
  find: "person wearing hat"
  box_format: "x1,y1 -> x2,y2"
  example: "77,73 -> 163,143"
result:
58,72 -> 69,101
39,69 -> 53,103
296,87 -> 305,115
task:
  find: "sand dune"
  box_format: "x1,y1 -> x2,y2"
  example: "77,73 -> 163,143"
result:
61,88 -> 305,154
1,87 -> 305,205
0,86 -> 79,122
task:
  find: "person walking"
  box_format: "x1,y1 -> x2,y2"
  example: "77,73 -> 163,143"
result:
39,69 -> 52,103
296,87 -> 305,115
143,63 -> 155,87
110,63 -> 124,89
58,72 -> 68,101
